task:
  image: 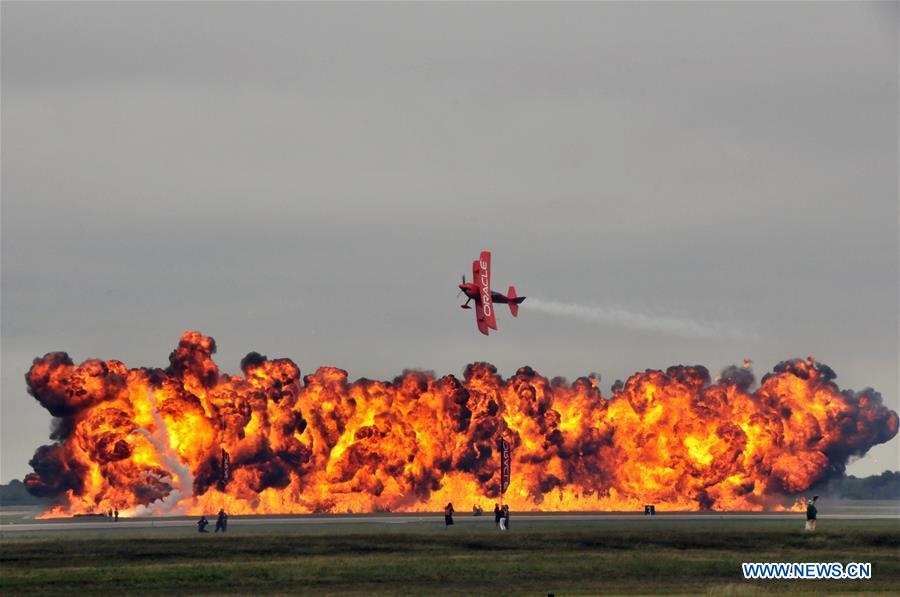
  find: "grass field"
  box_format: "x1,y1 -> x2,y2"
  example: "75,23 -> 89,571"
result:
1,518 -> 898,595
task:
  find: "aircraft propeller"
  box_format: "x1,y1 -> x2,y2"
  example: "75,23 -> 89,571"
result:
457,274 -> 465,297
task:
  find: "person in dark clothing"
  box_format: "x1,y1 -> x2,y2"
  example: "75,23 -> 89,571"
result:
114,508 -> 119,522
107,508 -> 113,520
197,516 -> 209,533
444,502 -> 455,526
805,496 -> 818,532
215,508 -> 228,532
494,504 -> 502,528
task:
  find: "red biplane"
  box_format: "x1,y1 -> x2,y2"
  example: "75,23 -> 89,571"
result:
458,251 -> 525,335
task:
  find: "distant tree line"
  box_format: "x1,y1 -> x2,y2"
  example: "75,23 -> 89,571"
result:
808,470 -> 900,500
0,479 -> 48,505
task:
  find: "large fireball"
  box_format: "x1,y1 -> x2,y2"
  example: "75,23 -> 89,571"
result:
23,331 -> 898,517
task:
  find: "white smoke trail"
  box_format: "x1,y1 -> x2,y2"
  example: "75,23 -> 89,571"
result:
130,387 -> 194,517
526,298 -> 759,341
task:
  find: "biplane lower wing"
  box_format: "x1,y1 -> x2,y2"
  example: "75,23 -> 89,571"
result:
475,307 -> 490,335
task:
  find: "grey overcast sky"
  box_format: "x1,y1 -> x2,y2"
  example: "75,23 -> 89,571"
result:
2,2 -> 898,482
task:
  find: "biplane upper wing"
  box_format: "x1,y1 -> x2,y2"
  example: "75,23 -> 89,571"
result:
477,251 -> 497,331
472,259 -> 490,335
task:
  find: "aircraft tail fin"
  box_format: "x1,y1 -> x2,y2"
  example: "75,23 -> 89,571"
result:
507,286 -> 523,317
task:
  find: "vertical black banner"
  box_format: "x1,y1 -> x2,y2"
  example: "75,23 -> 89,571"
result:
500,439 -> 510,494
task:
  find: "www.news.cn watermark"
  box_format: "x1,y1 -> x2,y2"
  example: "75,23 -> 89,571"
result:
742,562 -> 872,580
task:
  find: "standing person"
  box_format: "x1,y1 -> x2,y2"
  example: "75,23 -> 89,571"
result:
114,507 -> 119,522
494,504 -> 502,529
107,508 -> 113,520
444,502 -> 455,526
197,516 -> 209,533
499,504 -> 509,531
805,496 -> 818,532
215,508 -> 228,533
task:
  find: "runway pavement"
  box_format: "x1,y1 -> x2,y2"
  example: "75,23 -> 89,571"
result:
2,510 -> 897,533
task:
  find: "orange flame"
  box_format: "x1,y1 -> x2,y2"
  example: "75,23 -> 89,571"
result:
24,332 -> 898,517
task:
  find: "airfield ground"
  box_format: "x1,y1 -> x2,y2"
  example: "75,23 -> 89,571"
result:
1,504 -> 898,595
